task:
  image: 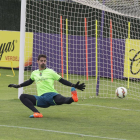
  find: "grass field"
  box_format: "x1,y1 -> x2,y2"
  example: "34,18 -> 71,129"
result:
0,69 -> 140,140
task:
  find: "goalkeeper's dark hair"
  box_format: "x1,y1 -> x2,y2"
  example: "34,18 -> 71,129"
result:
37,54 -> 47,60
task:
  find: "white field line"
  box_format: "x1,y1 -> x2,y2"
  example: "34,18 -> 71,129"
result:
74,103 -> 140,112
0,124 -> 126,140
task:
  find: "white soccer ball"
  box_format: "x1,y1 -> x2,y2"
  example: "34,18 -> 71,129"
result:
115,87 -> 127,98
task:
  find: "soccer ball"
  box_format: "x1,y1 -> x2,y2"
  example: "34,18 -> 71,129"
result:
115,87 -> 127,98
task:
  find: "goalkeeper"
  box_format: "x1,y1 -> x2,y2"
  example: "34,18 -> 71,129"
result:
8,54 -> 85,118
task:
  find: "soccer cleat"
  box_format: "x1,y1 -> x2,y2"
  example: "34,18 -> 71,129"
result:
29,112 -> 43,118
71,87 -> 78,102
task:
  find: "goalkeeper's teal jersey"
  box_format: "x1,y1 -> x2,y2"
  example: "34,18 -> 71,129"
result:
30,68 -> 61,96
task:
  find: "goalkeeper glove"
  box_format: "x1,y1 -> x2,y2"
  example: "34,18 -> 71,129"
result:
73,81 -> 86,91
8,84 -> 20,88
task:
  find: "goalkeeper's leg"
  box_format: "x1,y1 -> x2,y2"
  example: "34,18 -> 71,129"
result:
54,87 -> 78,105
20,94 -> 39,113
20,94 -> 43,118
54,94 -> 73,105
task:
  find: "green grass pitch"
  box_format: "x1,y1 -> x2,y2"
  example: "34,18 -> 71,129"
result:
0,69 -> 140,140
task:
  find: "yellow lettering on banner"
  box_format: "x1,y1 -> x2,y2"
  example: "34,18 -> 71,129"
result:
0,31 -> 33,68
124,39 -> 140,78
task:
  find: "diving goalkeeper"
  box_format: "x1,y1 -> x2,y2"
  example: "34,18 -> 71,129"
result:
8,54 -> 86,118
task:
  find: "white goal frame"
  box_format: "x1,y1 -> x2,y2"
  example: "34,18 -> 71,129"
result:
18,0 -> 140,100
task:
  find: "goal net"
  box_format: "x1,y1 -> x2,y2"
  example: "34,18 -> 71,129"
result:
21,0 -> 140,100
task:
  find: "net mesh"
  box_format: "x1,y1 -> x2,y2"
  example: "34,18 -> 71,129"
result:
23,0 -> 140,100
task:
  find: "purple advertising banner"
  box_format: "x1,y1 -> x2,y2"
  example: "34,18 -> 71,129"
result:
32,33 -> 125,79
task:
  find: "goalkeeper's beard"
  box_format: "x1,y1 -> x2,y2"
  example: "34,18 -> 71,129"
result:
40,63 -> 46,69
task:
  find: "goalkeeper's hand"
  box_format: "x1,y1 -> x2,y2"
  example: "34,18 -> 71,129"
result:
8,84 -> 20,88
74,81 -> 86,91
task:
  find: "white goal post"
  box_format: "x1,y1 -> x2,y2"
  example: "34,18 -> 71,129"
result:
18,0 -> 27,98
19,0 -> 140,100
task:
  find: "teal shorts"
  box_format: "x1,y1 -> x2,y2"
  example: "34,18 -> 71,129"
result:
34,92 -> 58,108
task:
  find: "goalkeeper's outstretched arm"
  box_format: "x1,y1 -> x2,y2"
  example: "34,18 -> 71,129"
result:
8,78 -> 34,88
59,78 -> 86,91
